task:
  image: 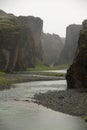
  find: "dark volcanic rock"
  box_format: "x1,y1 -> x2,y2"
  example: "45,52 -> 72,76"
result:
41,33 -> 63,65
66,20 -> 87,89
0,10 -> 43,72
56,24 -> 82,65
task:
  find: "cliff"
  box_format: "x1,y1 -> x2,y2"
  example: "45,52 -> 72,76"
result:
66,20 -> 87,89
56,24 -> 82,65
0,10 -> 43,72
41,33 -> 63,65
17,16 -> 43,61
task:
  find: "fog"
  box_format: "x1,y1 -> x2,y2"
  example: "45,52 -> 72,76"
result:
0,0 -> 87,36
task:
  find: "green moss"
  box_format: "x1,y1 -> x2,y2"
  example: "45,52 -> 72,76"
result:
84,116 -> 87,122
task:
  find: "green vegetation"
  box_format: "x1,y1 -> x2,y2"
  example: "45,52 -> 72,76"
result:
0,76 -> 13,90
27,64 -> 70,71
0,72 -> 14,90
85,116 -> 87,122
0,77 -> 12,86
27,63 -> 67,77
0,71 -> 5,76
29,71 -> 65,77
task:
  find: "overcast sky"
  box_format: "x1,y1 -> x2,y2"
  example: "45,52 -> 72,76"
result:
0,0 -> 87,37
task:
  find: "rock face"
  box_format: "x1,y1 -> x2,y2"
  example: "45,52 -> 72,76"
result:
17,16 -> 43,61
56,24 -> 82,65
41,33 -> 63,65
0,10 -> 43,72
61,37 -> 65,44
66,20 -> 87,89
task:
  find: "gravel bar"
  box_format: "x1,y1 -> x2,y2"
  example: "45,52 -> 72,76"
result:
34,89 -> 87,117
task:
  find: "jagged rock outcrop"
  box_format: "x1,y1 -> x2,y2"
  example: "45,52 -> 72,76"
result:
41,33 -> 63,65
0,10 -> 43,72
56,24 -> 82,65
66,20 -> 87,89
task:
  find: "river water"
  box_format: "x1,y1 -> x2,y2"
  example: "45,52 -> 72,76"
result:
29,69 -> 67,74
0,75 -> 87,130
39,69 -> 67,73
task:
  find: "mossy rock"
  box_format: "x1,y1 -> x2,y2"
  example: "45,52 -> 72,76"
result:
66,22 -> 87,89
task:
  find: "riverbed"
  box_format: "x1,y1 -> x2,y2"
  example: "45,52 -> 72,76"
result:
0,78 -> 87,130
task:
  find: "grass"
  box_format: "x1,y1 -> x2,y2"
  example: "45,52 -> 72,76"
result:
27,64 -> 70,71
0,77 -> 12,86
0,71 -> 14,90
0,63 -> 68,90
0,76 -> 14,90
0,71 -> 5,76
29,71 -> 65,77
27,64 -> 68,77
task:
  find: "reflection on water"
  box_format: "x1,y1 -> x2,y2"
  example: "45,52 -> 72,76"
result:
29,69 -> 66,74
41,69 -> 67,73
0,80 -> 87,130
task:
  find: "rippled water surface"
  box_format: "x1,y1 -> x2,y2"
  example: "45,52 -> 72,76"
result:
0,79 -> 87,130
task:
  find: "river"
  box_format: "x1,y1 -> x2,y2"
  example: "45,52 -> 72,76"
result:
0,72 -> 87,130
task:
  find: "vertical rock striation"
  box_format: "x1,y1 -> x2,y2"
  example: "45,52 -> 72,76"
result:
17,16 -> 43,61
56,24 -> 82,65
0,10 -> 43,72
41,33 -> 63,66
66,20 -> 87,89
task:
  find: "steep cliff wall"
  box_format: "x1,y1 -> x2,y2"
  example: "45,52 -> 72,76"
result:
41,33 -> 63,65
66,20 -> 87,89
0,10 -> 43,72
0,25 -> 35,72
56,24 -> 82,65
17,16 -> 43,61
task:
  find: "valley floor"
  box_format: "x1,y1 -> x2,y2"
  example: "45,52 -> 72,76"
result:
0,70 -> 87,122
0,72 -> 64,90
